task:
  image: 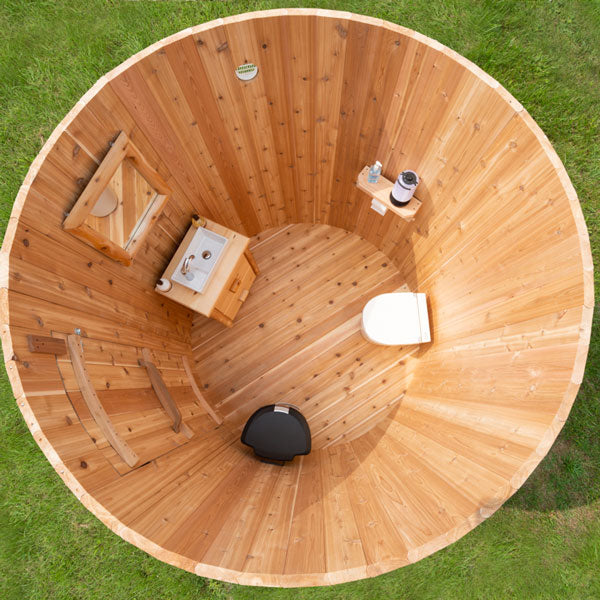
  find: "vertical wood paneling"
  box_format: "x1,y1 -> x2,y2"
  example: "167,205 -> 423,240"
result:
250,15 -> 298,223
343,25 -> 415,235
328,18 -> 383,230
313,14 -> 349,224
278,14 -> 317,223
222,17 -> 288,228
108,64 -> 224,223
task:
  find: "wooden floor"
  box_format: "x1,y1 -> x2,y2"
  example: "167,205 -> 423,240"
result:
191,224 -> 417,448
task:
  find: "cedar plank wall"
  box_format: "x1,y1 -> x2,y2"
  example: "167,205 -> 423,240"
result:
0,10 -> 592,587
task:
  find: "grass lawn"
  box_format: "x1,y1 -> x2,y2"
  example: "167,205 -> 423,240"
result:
1,1 -> 599,598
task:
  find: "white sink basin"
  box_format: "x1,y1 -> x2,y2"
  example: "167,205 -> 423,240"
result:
171,227 -> 228,293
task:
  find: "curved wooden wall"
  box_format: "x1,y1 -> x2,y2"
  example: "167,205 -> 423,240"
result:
0,9 -> 592,587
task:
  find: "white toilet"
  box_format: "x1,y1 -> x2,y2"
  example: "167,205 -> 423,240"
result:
361,292 -> 431,346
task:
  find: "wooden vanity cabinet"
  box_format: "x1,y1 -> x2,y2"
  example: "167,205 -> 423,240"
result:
211,251 -> 258,326
156,219 -> 259,327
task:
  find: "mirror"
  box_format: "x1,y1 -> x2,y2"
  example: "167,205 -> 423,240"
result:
63,131 -> 170,266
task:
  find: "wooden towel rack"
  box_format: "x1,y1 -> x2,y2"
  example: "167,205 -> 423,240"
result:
138,348 -> 182,433
66,335 -> 139,468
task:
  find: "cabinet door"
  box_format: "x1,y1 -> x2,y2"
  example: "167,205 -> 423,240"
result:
213,253 -> 257,321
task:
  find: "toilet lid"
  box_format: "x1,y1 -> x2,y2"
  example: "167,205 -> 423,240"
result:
362,293 -> 430,345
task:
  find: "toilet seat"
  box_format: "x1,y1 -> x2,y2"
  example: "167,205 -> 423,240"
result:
361,292 -> 431,346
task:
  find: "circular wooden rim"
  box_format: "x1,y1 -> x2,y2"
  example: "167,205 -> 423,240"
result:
2,9 -> 594,587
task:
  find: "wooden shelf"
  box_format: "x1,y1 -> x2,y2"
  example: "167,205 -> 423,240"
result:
356,165 -> 422,221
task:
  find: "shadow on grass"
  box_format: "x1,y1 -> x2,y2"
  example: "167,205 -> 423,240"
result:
507,306 -> 600,512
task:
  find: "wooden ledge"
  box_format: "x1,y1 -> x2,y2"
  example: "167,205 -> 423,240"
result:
356,165 -> 422,221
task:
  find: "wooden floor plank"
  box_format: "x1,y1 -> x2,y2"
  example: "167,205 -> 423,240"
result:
320,445 -> 367,579
283,452 -> 326,575
342,442 -> 409,570
200,460 -> 281,571
191,224 -> 411,448
241,457 -> 303,576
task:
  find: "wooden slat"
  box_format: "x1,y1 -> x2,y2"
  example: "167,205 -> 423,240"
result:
6,288 -> 190,354
91,426 -> 238,519
342,441 -> 409,569
66,335 -> 139,467
57,337 -> 197,472
200,460 -> 280,572
241,455 -> 303,577
320,445 -> 367,580
244,249 -> 259,275
64,221 -> 133,265
284,453 -> 326,575
139,347 -> 183,433
182,355 -> 223,425
8,215 -> 192,337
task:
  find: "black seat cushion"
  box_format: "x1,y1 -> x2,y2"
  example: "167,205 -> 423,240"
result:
241,405 -> 311,462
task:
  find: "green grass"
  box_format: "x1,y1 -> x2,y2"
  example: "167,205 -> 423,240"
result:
1,1 -> 599,598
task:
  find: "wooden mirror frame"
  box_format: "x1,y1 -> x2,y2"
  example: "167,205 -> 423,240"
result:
62,131 -> 170,266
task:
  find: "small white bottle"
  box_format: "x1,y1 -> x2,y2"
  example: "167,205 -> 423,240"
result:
367,161 -> 382,183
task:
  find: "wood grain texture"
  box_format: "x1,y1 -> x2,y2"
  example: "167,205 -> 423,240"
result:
56,335 -> 211,474
0,9 -> 592,588
63,131 -> 130,229
191,224 -> 414,447
66,335 -> 139,467
139,348 -> 183,434
182,355 -> 223,425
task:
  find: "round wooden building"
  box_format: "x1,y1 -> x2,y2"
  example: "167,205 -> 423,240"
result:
0,9 -> 593,588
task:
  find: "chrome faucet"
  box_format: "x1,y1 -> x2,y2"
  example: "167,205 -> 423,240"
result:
181,254 -> 195,277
